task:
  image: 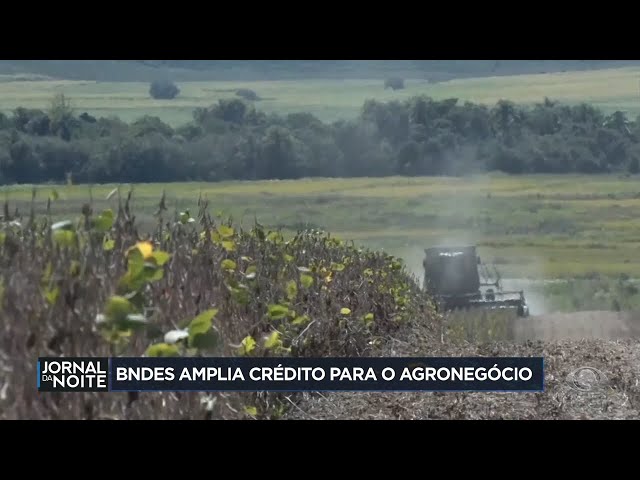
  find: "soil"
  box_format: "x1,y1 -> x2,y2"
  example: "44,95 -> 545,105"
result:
284,311 -> 640,420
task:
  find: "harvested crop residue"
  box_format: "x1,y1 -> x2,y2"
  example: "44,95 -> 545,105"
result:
285,322 -> 640,419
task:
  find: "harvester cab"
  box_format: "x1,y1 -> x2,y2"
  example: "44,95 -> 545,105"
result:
423,245 -> 529,317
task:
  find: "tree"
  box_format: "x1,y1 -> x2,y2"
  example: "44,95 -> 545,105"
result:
603,111 -> 632,135
396,141 -> 422,175
235,89 -> 261,101
260,127 -> 300,179
212,99 -> 248,124
48,93 -> 75,140
131,116 -> 174,138
149,80 -> 180,100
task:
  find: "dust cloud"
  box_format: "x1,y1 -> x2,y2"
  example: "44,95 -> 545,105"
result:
397,172 -> 494,288
394,172 -> 558,319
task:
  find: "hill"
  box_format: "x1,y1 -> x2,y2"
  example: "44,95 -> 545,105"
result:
1,60 -> 639,82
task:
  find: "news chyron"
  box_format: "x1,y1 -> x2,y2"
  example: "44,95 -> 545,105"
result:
38,357 -> 109,392
37,356 -> 544,393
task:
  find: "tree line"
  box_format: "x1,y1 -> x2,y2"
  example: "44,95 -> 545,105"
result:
1,93 -> 640,185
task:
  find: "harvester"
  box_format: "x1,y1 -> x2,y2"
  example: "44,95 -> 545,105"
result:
423,245 -> 529,317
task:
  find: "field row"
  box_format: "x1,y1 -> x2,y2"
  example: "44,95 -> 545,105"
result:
3,174 -> 640,279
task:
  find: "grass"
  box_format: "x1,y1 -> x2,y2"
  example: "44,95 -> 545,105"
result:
1,67 -> 640,124
4,173 -> 640,282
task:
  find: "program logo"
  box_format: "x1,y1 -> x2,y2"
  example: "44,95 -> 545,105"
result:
38,357 -> 109,392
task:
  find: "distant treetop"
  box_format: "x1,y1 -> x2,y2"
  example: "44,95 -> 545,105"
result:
149,79 -> 180,100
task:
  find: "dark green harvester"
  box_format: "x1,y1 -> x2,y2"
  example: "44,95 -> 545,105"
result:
423,245 -> 529,317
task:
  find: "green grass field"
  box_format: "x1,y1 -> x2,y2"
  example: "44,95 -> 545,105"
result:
2,67 -> 640,124
4,174 -> 640,282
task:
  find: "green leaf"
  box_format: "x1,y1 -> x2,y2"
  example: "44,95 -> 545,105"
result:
53,230 -> 76,248
237,335 -> 256,356
331,262 -> 345,272
340,308 -> 351,316
119,249 -> 166,292
121,272 -> 150,294
187,309 -> 218,349
101,328 -> 133,345
245,406 -> 258,416
363,313 -> 374,326
92,209 -> 114,232
244,265 -> 257,280
145,264 -> 164,282
179,211 -> 192,224
221,259 -> 237,271
266,231 -> 283,244
44,287 -> 59,306
69,260 -> 81,277
188,308 -> 218,350
217,225 -> 234,238
286,280 -> 298,301
190,329 -> 219,351
229,285 -> 250,305
188,309 -> 218,336
391,260 -> 403,271
284,254 -> 294,263
103,239 -> 115,251
151,251 -> 171,266
120,248 -> 145,289
292,315 -> 309,325
300,274 -> 313,288
221,240 -> 236,252
264,331 -> 281,349
104,296 -> 133,324
268,304 -> 290,320
128,246 -> 145,269
146,343 -> 180,357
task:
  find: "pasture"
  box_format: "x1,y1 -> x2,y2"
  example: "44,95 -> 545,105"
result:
1,67 -> 640,125
4,174 -> 640,282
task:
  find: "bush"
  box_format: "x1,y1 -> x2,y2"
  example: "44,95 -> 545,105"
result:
384,77 -> 405,90
236,88 -> 261,101
79,112 -> 97,123
149,79 -> 180,100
